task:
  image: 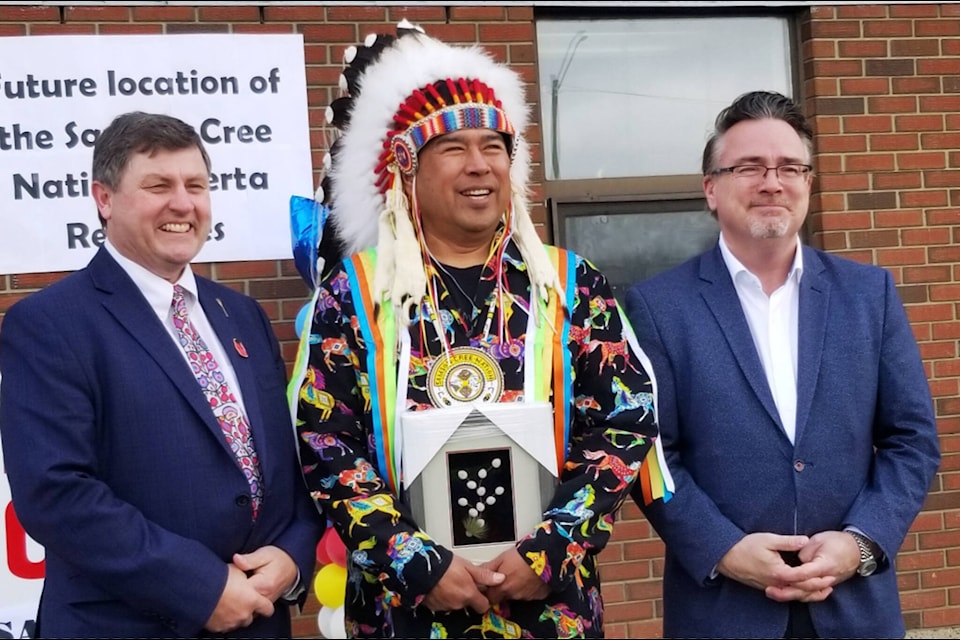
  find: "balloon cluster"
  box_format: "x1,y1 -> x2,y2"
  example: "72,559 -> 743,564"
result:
313,525 -> 348,638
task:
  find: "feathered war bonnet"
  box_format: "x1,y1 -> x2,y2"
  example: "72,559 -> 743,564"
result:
319,20 -> 564,326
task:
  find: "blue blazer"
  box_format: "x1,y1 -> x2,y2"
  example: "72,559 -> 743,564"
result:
0,248 -> 323,638
625,243 -> 940,639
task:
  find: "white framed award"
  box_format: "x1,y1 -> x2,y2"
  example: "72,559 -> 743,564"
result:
401,402 -> 558,563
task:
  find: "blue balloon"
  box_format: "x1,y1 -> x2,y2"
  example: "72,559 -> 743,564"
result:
289,195 -> 331,291
295,302 -> 313,339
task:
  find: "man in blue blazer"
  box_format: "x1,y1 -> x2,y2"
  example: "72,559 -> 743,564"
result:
626,91 -> 940,638
0,112 -> 322,637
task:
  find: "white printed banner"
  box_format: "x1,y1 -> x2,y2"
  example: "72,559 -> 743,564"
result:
0,33 -> 314,275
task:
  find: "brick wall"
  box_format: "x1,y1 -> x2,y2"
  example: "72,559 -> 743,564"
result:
0,2 -> 957,637
801,4 -> 960,630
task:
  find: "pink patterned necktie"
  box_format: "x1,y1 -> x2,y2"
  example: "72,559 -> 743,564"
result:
171,285 -> 263,520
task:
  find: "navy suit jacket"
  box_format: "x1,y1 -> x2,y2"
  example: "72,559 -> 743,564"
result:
625,243 -> 940,639
0,248 -> 322,638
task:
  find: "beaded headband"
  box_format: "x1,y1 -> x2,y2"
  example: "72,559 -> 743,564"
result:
390,101 -> 516,176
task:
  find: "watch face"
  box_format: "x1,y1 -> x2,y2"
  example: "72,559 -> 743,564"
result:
859,559 -> 878,577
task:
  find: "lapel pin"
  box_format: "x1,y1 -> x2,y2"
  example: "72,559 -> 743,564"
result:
234,338 -> 248,358
216,298 -> 229,317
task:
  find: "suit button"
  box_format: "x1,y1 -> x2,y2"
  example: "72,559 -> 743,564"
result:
794,460 -> 805,472
235,494 -> 251,507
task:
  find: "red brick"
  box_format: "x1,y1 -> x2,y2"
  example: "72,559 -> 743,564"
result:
818,231 -> 848,251
874,171 -> 923,190
845,153 -> 896,172
923,606 -> 960,628
385,6 -> 449,23
903,227 -> 951,245
840,76 -> 890,96
817,172 -> 870,191
838,39 -> 888,58
922,96 -> 960,112
199,6 -> 263,22
922,342 -> 958,360
810,19 -> 862,39
100,24 -> 163,35
626,618 -> 664,639
899,152 -> 947,170
422,23 -> 481,46
817,135 -> 868,153
923,132 -> 960,149
934,360 -> 960,377
928,170 -> 960,188
863,19 -> 914,38
868,96 -> 918,114
298,23 -> 358,44
901,190 -> 948,208
506,5 -> 533,21
904,266 -> 952,285
894,76 -> 943,94
902,588 -> 947,611
836,5 -> 887,18
914,20 -> 960,37
930,246 -> 960,262
918,58 -> 960,75
0,5 -> 59,20
328,5 -> 390,22
131,6 -> 196,22
892,39 -> 939,57
29,24 -> 97,35
877,247 -> 928,266
625,579 -> 664,601
811,59 -> 863,77
605,599 -> 654,623
844,114 -> 894,133
215,261 -> 280,280
849,229 -> 900,248
10,272 -> 71,290
819,211 -> 873,231
807,39 -> 837,59
263,6 -> 329,21
64,6 -> 130,21
911,512 -> 946,532
451,5 -> 507,21
896,114 -> 946,131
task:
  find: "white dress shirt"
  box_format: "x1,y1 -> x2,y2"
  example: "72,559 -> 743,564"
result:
104,240 -> 249,415
718,234 -> 802,444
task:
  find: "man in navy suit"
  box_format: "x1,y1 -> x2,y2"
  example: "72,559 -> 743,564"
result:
626,91 -> 940,638
0,112 -> 322,637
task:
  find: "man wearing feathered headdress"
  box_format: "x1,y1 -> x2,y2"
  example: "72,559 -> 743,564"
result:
294,22 -> 673,638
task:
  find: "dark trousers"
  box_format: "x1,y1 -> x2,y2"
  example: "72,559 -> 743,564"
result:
785,602 -> 818,639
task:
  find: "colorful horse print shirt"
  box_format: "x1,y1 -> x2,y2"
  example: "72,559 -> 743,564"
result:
297,241 -> 665,638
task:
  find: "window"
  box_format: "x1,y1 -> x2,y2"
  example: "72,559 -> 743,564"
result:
553,197 -> 719,302
536,10 -> 798,293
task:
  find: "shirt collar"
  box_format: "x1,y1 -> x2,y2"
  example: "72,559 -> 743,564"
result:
104,239 -> 198,317
718,232 -> 804,287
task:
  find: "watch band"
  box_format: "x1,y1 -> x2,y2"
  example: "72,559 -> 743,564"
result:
848,531 -> 879,577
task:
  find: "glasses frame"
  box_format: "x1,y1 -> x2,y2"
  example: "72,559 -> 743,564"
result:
709,163 -> 813,181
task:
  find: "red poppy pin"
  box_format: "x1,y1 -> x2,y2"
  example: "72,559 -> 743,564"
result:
234,338 -> 248,358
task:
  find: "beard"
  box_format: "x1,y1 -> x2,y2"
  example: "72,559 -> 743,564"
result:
748,213 -> 791,239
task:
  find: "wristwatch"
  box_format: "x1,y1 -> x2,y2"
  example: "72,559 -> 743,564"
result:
848,531 -> 879,577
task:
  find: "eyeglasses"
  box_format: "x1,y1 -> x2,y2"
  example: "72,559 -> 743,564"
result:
710,164 -> 813,182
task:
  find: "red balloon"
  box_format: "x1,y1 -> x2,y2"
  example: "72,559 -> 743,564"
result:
315,527 -> 333,565
324,527 -> 348,567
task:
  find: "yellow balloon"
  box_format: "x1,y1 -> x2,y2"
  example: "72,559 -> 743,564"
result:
313,563 -> 347,609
